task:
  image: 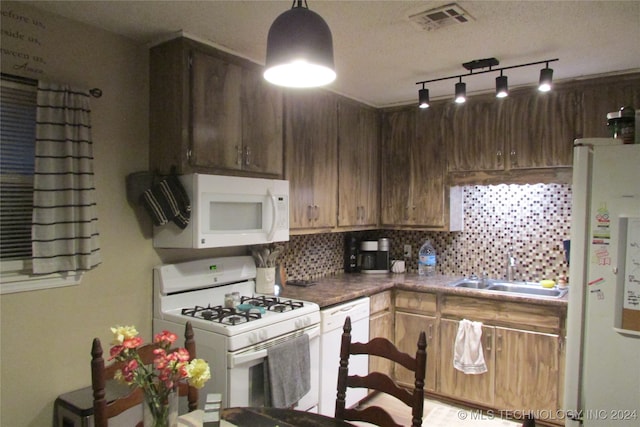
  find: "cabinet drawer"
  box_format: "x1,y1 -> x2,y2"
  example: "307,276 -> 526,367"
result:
395,291 -> 436,314
370,291 -> 392,314
441,294 -> 563,333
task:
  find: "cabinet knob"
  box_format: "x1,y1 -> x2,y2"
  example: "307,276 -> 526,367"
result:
244,146 -> 251,166
236,146 -> 243,166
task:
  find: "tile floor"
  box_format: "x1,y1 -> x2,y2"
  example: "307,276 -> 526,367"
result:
353,393 -> 521,426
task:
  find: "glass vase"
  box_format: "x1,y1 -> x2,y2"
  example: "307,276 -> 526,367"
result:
143,389 -> 178,427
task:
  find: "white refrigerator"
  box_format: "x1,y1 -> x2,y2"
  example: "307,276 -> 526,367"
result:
564,139 -> 640,426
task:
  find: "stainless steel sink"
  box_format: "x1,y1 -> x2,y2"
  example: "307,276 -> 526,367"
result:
448,278 -> 568,298
448,279 -> 491,289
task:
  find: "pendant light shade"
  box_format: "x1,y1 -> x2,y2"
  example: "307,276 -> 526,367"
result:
264,0 -> 336,88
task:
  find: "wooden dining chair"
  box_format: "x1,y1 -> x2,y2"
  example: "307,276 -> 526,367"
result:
91,322 -> 198,427
335,316 -> 427,427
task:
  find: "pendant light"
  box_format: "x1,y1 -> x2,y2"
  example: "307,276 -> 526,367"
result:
538,64 -> 554,92
264,0 -> 336,88
495,71 -> 508,98
454,78 -> 466,104
418,85 -> 430,109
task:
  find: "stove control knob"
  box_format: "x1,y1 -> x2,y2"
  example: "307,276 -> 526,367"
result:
250,330 -> 267,344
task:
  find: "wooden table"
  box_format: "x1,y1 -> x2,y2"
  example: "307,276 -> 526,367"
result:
222,407 -> 358,427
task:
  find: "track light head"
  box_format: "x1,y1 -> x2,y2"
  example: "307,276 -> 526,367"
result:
455,81 -> 466,104
538,67 -> 553,92
496,74 -> 508,98
418,87 -> 430,109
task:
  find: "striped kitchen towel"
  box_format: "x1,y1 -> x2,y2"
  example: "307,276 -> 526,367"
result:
141,175 -> 191,229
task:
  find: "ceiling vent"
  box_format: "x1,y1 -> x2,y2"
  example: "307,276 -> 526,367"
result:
409,3 -> 474,31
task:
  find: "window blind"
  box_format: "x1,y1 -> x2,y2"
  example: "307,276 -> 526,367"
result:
0,78 -> 36,260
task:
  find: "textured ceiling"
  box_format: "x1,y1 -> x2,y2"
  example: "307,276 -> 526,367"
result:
28,0 -> 640,107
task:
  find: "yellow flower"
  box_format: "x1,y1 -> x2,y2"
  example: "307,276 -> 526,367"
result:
110,325 -> 139,345
185,358 -> 211,389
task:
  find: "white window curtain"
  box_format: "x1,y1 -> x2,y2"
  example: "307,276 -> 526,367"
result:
31,81 -> 101,275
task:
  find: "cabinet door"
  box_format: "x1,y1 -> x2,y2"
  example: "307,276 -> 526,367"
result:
494,327 -> 559,413
413,103 -> 446,227
580,76 -> 640,138
394,312 -> 437,392
446,96 -> 506,172
506,88 -> 580,169
438,319 -> 495,405
338,99 -> 380,227
241,69 -> 283,176
380,108 -> 414,225
284,90 -> 338,229
190,50 -> 243,170
369,309 -> 393,378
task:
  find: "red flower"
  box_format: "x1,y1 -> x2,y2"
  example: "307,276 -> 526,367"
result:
109,345 -> 125,360
123,337 -> 143,349
154,330 -> 178,346
122,359 -> 139,382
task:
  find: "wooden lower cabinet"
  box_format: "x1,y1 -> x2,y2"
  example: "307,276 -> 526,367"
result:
394,312 -> 437,392
494,327 -> 560,413
369,291 -> 394,378
438,319 -> 495,405
392,291 -> 566,425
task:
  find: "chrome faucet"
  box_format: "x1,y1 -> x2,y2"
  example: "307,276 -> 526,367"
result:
506,248 -> 517,281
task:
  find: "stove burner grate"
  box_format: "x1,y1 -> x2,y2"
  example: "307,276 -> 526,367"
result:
181,304 -> 262,324
240,295 -> 304,312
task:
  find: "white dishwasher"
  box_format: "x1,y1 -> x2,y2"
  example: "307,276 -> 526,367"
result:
318,297 -> 370,417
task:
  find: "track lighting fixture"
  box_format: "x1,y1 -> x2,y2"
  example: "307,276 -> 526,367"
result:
415,58 -> 558,106
538,64 -> 554,92
495,71 -> 508,98
418,85 -> 430,109
264,0 -> 336,88
455,78 -> 466,104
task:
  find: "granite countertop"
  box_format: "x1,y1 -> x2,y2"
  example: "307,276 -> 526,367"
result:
279,273 -> 569,309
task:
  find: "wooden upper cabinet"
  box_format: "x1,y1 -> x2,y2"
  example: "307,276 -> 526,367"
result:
579,75 -> 640,138
505,87 -> 580,169
150,37 -> 283,177
380,108 -> 415,225
241,69 -> 284,176
446,96 -> 506,172
337,99 -> 380,228
414,103 -> 447,227
381,103 -> 452,229
284,90 -> 338,230
190,50 -> 243,170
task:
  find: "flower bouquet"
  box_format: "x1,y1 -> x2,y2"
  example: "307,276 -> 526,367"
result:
109,326 -> 211,427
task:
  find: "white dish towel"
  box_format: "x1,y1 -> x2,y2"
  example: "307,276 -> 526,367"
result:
453,319 -> 488,374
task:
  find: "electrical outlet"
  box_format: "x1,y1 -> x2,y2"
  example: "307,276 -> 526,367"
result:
403,244 -> 412,258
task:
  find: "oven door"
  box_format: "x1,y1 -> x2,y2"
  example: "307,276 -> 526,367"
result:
227,324 -> 320,412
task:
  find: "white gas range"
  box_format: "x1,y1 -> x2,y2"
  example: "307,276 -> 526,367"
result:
153,256 -> 320,411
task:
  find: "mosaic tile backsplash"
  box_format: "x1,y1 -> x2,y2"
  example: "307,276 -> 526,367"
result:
280,184 -> 572,283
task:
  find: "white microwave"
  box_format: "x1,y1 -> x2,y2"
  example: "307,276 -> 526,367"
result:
153,174 -> 289,248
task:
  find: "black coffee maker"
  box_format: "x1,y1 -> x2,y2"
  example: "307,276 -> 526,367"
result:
357,238 -> 390,273
344,234 -> 359,272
